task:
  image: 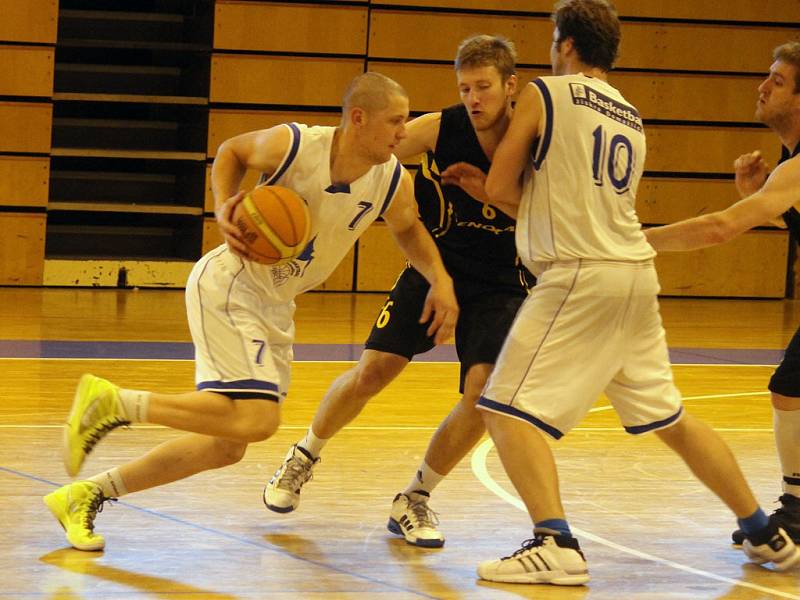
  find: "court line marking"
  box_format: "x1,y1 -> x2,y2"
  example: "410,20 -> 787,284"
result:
470,394 -> 799,600
0,357 -> 783,368
0,466 -> 440,599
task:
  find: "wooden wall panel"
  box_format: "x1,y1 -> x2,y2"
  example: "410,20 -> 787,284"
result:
618,24 -> 800,72
0,157 -> 49,207
208,110 -> 340,156
376,0 -> 800,20
612,72 -> 763,123
370,11 -> 798,73
0,0 -> 58,44
210,56 -> 363,105
0,214 -> 45,285
0,46 -> 54,97
369,11 -> 550,63
645,125 -> 781,174
615,0 -> 800,21
202,218 -> 224,255
356,222 -> 407,292
214,2 -> 368,54
637,178 -> 740,225
0,103 -> 52,153
654,230 -> 789,298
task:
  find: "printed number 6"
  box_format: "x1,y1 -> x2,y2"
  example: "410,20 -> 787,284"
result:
376,300 -> 394,329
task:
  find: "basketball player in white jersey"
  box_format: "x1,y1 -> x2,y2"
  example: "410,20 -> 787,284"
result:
43,72 -> 459,552
645,42 -> 800,547
443,0 -> 799,584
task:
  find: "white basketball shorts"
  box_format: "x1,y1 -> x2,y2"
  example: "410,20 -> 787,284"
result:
185,246 -> 293,402
478,260 -> 683,438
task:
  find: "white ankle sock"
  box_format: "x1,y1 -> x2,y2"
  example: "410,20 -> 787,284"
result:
88,467 -> 129,498
297,428 -> 328,458
404,461 -> 445,496
118,389 -> 150,423
774,408 -> 800,497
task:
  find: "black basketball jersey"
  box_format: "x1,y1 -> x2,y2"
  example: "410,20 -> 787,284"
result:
780,141 -> 800,236
413,104 -> 532,290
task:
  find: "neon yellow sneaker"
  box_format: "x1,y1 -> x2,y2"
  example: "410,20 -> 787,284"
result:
64,374 -> 129,477
43,481 -> 111,551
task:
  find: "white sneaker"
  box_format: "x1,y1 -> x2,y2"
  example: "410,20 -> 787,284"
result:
742,524 -> 800,571
387,491 -> 445,548
263,444 -> 319,513
478,534 -> 590,585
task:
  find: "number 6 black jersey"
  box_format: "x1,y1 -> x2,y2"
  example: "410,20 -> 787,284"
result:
414,104 -> 533,292
518,75 -> 655,272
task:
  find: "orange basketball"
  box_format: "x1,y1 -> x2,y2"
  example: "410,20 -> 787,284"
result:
233,185 -> 311,265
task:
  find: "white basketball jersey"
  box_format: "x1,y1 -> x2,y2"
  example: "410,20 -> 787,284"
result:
241,123 -> 402,303
516,75 -> 655,273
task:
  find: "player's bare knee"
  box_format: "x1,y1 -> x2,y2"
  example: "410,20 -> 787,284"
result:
235,401 -> 280,441
352,362 -> 394,398
212,438 -> 248,467
771,392 -> 800,411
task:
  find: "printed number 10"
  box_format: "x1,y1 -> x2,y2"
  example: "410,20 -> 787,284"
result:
591,125 -> 634,193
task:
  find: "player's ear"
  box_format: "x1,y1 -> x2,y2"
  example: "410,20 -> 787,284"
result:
350,106 -> 367,128
505,74 -> 518,96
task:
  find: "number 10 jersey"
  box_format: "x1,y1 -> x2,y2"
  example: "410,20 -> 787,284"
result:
516,74 -> 655,274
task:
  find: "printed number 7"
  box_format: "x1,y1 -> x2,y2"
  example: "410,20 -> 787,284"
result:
348,201 -> 374,230
252,339 -> 266,365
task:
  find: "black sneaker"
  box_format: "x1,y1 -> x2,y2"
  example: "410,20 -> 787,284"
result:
742,521 -> 800,571
732,494 -> 800,546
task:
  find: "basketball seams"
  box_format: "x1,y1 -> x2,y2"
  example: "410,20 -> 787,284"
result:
235,185 -> 310,265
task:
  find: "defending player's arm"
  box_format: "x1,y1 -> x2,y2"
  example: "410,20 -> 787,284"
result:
645,156 -> 800,252
211,125 -> 292,258
485,82 -> 543,206
382,170 -> 459,344
393,112 -> 441,161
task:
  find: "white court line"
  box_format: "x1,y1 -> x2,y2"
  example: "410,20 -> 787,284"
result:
470,441 -> 798,599
470,390 -> 798,599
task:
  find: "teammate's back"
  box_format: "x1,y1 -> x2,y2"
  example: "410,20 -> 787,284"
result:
517,74 -> 653,269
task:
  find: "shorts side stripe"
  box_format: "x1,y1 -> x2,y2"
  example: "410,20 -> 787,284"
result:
509,261 -> 582,407
478,396 -> 564,440
196,245 -> 232,377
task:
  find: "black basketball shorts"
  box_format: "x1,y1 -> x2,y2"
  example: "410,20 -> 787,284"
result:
769,325 -> 800,397
364,267 -> 526,392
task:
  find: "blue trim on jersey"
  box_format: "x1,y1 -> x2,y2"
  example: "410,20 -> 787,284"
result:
532,79 -> 554,170
198,379 -> 280,401
478,396 -> 564,440
378,160 -> 402,217
325,183 -> 351,194
264,123 -> 301,185
624,407 -> 683,435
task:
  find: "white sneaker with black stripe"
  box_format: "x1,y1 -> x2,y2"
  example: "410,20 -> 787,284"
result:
478,533 -> 590,585
742,522 -> 800,571
387,491 -> 445,548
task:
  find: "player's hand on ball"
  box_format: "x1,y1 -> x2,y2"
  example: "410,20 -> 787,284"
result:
733,150 -> 768,198
420,279 -> 459,345
216,191 -> 254,260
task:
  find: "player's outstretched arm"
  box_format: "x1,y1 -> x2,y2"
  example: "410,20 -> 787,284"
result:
645,155 -> 800,252
211,125 -> 292,258
382,170 -> 458,344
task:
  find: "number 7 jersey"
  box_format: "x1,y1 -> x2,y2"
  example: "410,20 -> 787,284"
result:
516,74 -> 655,272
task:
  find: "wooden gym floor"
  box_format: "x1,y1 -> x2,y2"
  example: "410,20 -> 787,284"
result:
1,287 -> 799,599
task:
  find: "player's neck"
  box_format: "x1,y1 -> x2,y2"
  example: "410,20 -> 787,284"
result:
329,127 -> 373,184
474,107 -> 512,160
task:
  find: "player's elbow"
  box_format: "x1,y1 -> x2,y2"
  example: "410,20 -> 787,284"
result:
706,215 -> 741,245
